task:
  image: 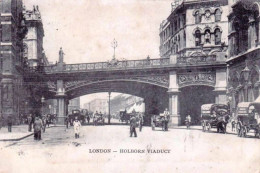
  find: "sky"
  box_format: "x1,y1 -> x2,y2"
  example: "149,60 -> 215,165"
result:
23,0 -> 173,106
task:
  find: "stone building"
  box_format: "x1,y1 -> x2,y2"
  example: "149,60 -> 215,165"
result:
0,0 -> 27,123
23,5 -> 47,67
227,0 -> 260,115
110,94 -> 144,115
159,0 -> 229,124
84,99 -> 108,114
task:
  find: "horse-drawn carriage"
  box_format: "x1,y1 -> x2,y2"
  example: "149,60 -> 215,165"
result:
68,110 -> 86,125
201,104 -> 230,133
235,102 -> 260,138
119,110 -> 131,124
151,113 -> 170,131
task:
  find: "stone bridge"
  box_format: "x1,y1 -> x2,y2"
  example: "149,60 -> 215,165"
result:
24,55 -> 227,125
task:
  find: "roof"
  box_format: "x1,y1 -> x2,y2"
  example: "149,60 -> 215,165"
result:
201,104 -> 215,110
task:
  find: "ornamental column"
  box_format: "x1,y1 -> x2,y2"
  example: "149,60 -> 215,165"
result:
56,80 -> 66,124
248,14 -> 256,49
168,71 -> 181,126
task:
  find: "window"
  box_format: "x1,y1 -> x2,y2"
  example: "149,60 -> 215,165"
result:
215,9 -> 221,22
195,30 -> 201,46
214,28 -> 221,45
195,11 -> 201,24
205,29 -> 211,44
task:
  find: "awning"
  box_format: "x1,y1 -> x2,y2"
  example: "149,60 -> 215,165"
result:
237,102 -> 251,108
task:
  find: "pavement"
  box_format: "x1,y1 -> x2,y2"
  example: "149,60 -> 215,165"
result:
0,124 -> 64,141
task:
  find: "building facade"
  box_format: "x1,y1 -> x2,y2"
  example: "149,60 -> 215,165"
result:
84,99 -> 108,114
227,0 -> 260,115
110,94 -> 144,115
160,0 -> 229,124
23,5 -> 47,67
0,0 -> 27,123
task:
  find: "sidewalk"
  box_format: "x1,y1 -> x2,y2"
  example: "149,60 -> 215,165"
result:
0,124 -> 65,141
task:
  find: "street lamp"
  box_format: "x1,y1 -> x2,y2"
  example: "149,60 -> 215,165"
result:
41,96 -> 45,116
25,101 -> 28,115
242,62 -> 250,102
108,91 -> 111,124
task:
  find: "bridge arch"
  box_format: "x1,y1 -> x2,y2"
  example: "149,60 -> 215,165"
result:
65,79 -> 168,100
179,85 -> 215,125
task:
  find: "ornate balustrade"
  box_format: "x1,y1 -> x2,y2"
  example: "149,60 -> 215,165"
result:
43,58 -> 170,73
177,55 -> 217,65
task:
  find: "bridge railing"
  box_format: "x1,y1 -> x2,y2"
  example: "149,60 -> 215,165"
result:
43,58 -> 170,73
176,55 -> 218,64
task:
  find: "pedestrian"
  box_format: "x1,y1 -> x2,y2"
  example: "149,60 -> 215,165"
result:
163,108 -> 170,131
65,116 -> 69,129
73,117 -> 81,139
185,115 -> 191,129
86,114 -> 90,124
139,113 -> 144,132
7,115 -> 12,132
33,116 -> 43,140
42,114 -> 47,132
28,114 -> 33,132
0,114 -> 2,130
130,115 -> 137,137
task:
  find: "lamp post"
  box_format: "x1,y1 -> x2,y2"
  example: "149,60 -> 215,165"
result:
25,101 -> 28,115
41,96 -> 45,116
111,39 -> 118,60
108,91 -> 111,124
242,62 -> 250,102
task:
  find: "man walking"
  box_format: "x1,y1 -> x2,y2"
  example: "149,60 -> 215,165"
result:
139,113 -> 144,132
7,115 -> 12,132
73,117 -> 81,139
130,115 -> 137,137
163,108 -> 170,131
28,114 -> 33,132
33,116 -> 43,140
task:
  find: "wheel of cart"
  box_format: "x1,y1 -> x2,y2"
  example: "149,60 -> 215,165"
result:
206,122 -> 211,132
242,125 -> 248,138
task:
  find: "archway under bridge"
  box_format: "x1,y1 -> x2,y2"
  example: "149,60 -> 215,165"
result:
179,85 -> 215,125
45,80 -> 169,125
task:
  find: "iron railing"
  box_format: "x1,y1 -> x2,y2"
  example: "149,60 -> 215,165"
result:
43,58 -> 170,73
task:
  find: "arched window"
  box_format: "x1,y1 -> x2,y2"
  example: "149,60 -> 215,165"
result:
205,29 -> 211,44
195,11 -> 201,24
195,30 -> 201,46
215,9 -> 221,22
214,28 -> 222,45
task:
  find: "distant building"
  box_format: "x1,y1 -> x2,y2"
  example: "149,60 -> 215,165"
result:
110,94 -> 144,115
84,99 -> 108,114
